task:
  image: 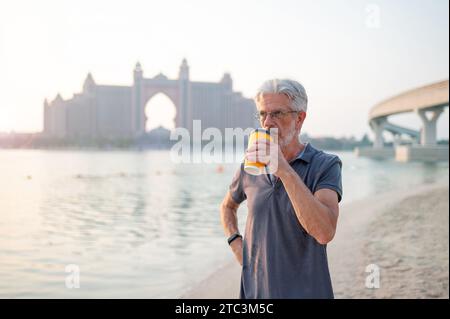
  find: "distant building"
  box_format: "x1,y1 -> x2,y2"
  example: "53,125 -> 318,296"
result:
43,59 -> 257,140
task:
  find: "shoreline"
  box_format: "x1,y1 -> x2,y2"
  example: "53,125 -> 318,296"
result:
181,180 -> 449,299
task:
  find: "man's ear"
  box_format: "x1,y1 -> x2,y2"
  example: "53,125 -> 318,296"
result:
296,111 -> 306,129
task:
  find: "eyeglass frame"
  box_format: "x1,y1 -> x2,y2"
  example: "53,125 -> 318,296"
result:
254,109 -> 302,121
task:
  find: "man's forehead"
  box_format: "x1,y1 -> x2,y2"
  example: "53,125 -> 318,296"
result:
256,93 -> 291,108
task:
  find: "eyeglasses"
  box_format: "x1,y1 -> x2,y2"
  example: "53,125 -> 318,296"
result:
254,110 -> 300,121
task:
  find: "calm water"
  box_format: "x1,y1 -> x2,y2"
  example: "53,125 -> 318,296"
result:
0,148 -> 448,298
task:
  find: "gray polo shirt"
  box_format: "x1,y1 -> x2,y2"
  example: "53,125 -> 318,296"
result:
229,142 -> 343,299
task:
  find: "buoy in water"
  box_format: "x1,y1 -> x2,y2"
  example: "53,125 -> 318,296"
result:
216,165 -> 224,173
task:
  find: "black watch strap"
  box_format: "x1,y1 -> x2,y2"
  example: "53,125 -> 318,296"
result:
227,233 -> 242,245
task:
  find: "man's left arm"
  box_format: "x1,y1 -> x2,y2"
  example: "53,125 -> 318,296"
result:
278,166 -> 340,245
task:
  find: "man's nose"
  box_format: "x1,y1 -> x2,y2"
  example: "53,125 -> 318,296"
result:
262,115 -> 276,129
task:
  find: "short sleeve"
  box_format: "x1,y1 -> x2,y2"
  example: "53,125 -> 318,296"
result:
229,163 -> 247,204
314,156 -> 343,203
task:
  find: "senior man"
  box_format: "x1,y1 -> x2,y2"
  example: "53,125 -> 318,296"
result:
220,79 -> 343,299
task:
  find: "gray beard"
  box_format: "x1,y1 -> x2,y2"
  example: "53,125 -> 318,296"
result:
279,126 -> 298,147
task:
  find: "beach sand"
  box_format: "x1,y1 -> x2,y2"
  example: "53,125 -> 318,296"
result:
182,181 -> 449,299
352,186 -> 449,298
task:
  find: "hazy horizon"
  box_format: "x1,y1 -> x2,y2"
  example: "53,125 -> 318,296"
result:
0,0 -> 448,141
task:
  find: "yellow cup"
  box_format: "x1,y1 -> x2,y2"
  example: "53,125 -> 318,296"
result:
244,128 -> 272,175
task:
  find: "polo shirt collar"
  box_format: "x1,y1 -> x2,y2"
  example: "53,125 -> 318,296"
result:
291,142 -> 315,164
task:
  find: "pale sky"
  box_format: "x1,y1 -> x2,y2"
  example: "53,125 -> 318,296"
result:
0,0 -> 448,140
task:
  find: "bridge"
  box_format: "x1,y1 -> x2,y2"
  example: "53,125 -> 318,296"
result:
356,80 -> 449,162
369,80 -> 448,147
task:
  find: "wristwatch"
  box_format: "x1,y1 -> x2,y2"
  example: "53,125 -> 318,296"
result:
227,232 -> 242,245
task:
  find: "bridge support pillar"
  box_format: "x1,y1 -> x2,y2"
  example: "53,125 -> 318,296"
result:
370,117 -> 387,148
416,107 -> 444,146
392,133 -> 402,147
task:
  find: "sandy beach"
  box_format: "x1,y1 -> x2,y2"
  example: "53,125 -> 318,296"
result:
182,181 -> 449,299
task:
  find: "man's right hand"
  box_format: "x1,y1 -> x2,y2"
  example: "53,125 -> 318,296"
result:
230,237 -> 243,266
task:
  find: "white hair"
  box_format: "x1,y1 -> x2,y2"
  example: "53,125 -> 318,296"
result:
255,79 -> 308,112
